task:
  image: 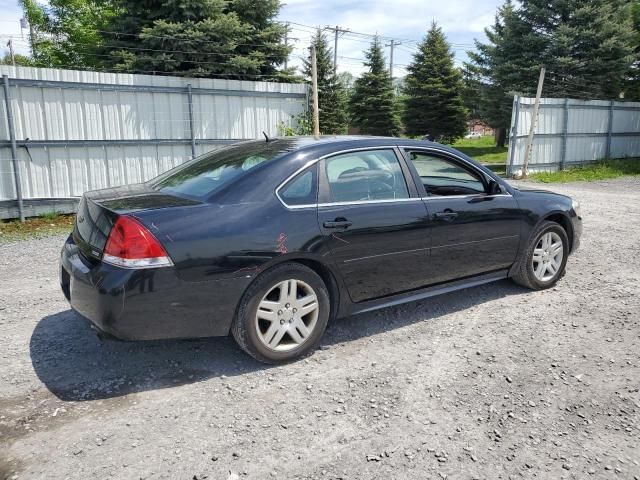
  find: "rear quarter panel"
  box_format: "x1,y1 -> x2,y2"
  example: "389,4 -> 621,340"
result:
131,197 -> 326,283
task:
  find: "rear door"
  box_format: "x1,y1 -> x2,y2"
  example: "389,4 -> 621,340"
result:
402,148 -> 522,284
317,147 -> 431,303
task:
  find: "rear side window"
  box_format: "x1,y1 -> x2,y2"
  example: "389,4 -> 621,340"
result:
324,149 -> 409,203
279,165 -> 318,207
150,142 -> 286,201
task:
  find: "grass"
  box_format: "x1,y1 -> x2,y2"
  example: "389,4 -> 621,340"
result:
0,213 -> 74,243
529,158 -> 640,183
450,136 -> 507,164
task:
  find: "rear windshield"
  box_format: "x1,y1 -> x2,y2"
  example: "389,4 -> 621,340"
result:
149,142 -> 286,200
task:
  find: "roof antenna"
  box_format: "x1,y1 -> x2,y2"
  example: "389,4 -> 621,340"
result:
262,131 -> 270,142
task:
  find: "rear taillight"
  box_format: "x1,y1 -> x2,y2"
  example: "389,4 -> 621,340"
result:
102,216 -> 173,269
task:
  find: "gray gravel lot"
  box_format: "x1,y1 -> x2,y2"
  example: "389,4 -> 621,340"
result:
1,178 -> 639,480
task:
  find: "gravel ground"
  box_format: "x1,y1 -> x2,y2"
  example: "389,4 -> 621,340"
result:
1,178 -> 639,480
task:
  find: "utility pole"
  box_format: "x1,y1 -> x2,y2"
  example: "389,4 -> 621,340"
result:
311,45 -> 320,137
7,40 -> 15,67
325,25 -> 349,72
522,67 -> 546,177
283,22 -> 289,70
386,39 -> 400,78
29,20 -> 36,58
333,25 -> 339,73
21,8 -> 36,58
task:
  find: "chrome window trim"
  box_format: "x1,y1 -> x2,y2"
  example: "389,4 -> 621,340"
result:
274,159 -> 319,210
402,146 -> 513,198
421,193 -> 513,201
318,198 -> 424,208
275,145 -> 414,210
275,144 -> 513,210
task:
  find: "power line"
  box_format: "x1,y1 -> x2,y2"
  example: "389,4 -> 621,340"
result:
4,16 -> 480,78
6,39 -> 292,60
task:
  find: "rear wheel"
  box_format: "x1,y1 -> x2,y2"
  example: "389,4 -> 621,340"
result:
231,263 -> 330,364
512,221 -> 569,290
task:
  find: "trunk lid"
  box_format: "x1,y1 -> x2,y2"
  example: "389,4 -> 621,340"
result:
72,183 -> 201,260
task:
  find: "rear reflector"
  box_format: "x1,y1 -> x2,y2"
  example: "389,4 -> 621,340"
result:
102,216 -> 173,269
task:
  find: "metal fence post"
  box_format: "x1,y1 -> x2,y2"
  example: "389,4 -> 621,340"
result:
186,83 -> 196,158
507,95 -> 520,176
560,97 -> 569,170
2,74 -> 24,222
606,100 -> 614,159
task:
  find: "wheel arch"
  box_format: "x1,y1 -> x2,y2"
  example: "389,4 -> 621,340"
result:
292,258 -> 341,321
538,211 -> 574,252
231,255 -> 343,332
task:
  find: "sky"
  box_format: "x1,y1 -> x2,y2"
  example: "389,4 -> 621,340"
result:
0,0 -> 504,78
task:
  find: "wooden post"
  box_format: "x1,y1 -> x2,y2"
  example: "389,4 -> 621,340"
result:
311,45 -> 320,137
522,67 -> 545,177
186,83 -> 196,158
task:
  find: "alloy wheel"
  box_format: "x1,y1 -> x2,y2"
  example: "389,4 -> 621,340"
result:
532,231 -> 564,282
254,279 -> 319,352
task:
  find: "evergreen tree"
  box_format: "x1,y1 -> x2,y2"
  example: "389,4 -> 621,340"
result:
302,30 -> 348,134
103,0 -> 292,80
349,37 -> 400,136
464,0 -> 539,146
404,22 -> 468,142
625,1 -> 640,100
465,0 -> 636,146
520,0 -> 636,99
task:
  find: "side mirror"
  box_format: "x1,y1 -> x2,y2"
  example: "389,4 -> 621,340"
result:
488,179 -> 502,195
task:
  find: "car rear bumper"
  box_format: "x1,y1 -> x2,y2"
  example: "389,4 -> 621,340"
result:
60,235 -> 251,340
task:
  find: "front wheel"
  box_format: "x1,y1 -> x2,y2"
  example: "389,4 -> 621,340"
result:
512,221 -> 569,290
231,263 -> 330,364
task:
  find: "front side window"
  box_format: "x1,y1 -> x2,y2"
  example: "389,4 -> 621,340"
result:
150,142 -> 287,201
324,149 -> 409,203
406,151 -> 486,196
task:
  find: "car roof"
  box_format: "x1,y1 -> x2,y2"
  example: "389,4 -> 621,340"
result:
241,135 -> 457,157
257,135 -> 478,165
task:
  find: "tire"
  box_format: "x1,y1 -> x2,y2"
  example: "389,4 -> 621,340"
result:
511,220 -> 569,290
231,262 -> 330,364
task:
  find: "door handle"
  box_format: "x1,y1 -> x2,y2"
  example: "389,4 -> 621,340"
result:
433,210 -> 458,220
323,219 -> 352,229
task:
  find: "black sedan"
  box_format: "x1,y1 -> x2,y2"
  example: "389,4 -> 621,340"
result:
60,136 -> 582,363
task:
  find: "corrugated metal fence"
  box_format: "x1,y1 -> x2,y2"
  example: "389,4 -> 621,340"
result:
0,66 -> 308,219
507,96 -> 640,175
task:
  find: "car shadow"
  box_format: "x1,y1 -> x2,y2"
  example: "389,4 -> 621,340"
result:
30,280 -> 526,401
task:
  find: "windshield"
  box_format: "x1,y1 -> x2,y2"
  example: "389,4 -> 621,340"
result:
150,142 -> 286,201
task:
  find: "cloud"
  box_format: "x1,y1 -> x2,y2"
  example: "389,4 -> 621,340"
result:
0,0 -> 499,76
280,0 -> 502,76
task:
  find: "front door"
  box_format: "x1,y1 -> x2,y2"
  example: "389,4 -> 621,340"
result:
317,148 -> 431,303
402,148 -> 522,285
